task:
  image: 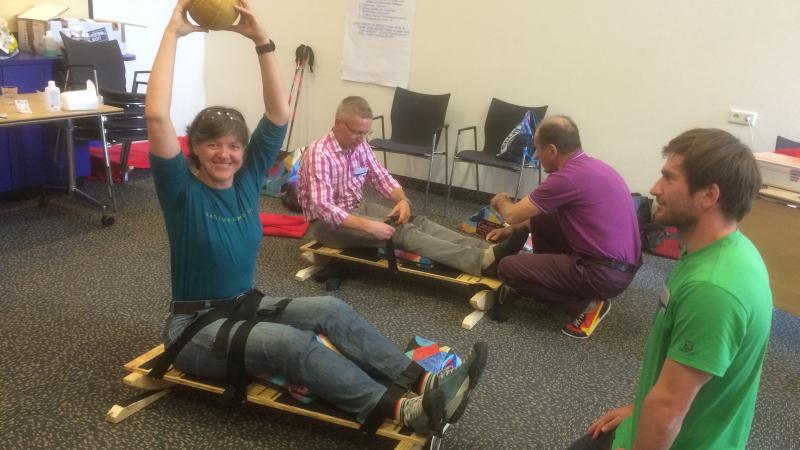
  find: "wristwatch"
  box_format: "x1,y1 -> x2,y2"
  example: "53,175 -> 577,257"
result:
255,40 -> 275,54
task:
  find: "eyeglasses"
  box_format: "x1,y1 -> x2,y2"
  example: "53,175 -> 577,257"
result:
200,107 -> 244,123
343,122 -> 373,138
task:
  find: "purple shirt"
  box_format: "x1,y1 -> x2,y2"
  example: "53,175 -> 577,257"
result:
530,150 -> 640,264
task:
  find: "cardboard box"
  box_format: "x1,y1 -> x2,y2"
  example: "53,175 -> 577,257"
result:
16,3 -> 69,55
755,152 -> 800,193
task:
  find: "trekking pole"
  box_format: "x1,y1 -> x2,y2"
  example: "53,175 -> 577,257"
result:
287,56 -> 302,105
285,45 -> 314,151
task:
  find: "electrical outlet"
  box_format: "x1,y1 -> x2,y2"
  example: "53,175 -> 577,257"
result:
729,109 -> 757,126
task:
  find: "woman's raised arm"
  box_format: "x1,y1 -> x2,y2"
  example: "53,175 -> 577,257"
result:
230,0 -> 289,126
145,0 -> 205,159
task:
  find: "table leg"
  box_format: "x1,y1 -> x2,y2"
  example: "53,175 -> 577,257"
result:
97,114 -> 118,211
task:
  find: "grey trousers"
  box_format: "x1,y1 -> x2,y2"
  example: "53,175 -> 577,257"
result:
310,202 -> 490,275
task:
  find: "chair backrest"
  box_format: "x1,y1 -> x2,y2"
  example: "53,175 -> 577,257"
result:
61,34 -> 127,93
776,135 -> 800,150
482,98 -> 548,154
389,87 -> 450,147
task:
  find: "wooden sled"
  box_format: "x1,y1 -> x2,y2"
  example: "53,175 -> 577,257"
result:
295,241 -> 502,330
107,345 -> 447,450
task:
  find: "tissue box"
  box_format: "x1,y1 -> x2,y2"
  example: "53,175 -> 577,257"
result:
61,92 -> 99,110
61,80 -> 99,111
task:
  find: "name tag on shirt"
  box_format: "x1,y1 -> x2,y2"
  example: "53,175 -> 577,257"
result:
354,166 -> 368,176
659,283 -> 670,309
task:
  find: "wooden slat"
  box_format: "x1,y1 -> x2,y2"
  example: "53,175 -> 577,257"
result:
123,344 -> 165,372
107,388 -> 171,424
299,240 -> 502,290
122,346 -> 426,446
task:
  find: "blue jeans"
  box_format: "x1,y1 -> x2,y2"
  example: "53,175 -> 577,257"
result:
163,295 -> 412,422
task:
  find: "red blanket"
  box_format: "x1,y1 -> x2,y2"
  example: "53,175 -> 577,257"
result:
260,212 -> 308,238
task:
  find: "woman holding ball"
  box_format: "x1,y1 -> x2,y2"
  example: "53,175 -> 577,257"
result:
144,0 -> 486,437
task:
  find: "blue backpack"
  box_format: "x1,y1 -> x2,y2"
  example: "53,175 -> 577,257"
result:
496,110 -> 539,165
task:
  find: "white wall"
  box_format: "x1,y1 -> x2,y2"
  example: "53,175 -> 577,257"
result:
204,0 -> 800,195
2,0 -> 88,31
92,0 -> 204,135
82,1 -> 800,195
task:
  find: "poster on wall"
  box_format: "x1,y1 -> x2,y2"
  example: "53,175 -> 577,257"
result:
342,0 -> 416,88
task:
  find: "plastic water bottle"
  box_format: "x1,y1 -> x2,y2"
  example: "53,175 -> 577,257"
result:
45,80 -> 61,112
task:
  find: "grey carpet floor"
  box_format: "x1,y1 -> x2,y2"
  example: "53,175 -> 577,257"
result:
0,173 -> 798,449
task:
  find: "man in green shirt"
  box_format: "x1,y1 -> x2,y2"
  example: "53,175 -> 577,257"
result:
569,128 -> 772,449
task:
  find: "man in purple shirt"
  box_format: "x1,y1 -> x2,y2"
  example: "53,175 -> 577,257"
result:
490,115 -> 641,338
298,96 -> 527,277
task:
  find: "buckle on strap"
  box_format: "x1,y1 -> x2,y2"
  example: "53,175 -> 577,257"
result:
170,290 -> 253,315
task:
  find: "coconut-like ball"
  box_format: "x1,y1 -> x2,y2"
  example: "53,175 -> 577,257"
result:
188,0 -> 239,30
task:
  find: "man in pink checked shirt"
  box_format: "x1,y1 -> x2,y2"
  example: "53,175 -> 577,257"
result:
297,96 -> 527,277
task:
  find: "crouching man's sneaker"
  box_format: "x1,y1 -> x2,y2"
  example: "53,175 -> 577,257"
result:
562,300 -> 610,339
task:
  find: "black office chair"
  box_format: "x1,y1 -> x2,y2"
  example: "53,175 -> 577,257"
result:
60,34 -> 149,210
446,98 -> 548,206
368,87 -> 450,210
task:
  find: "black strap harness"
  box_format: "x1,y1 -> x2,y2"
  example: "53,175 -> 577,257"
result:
150,289 -> 292,404
153,288 -> 427,436
359,361 -> 425,435
384,214 -> 404,273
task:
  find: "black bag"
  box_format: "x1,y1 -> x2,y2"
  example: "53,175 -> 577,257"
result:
632,193 -> 682,259
631,193 -> 653,235
281,182 -> 303,213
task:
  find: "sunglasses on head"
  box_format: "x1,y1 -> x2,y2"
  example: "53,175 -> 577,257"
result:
200,107 -> 244,123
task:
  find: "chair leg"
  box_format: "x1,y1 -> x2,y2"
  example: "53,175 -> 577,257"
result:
424,155 -> 433,212
119,141 -> 133,183
474,163 -> 480,197
443,153 -> 448,198
445,156 -> 458,216
514,169 -> 524,201
383,150 -> 388,171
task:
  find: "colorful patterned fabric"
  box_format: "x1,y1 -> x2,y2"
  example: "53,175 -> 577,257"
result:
461,206 -> 505,238
376,247 -> 434,269
263,146 -> 304,197
405,336 -> 461,374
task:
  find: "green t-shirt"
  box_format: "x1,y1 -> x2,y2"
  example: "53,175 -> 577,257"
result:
613,230 -> 772,450
150,116 -> 287,301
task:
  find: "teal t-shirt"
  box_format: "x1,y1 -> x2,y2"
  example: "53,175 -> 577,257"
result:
613,230 -> 772,450
150,116 -> 287,300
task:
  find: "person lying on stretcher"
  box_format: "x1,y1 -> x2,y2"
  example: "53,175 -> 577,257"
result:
144,0 -> 489,436
297,96 -> 529,278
